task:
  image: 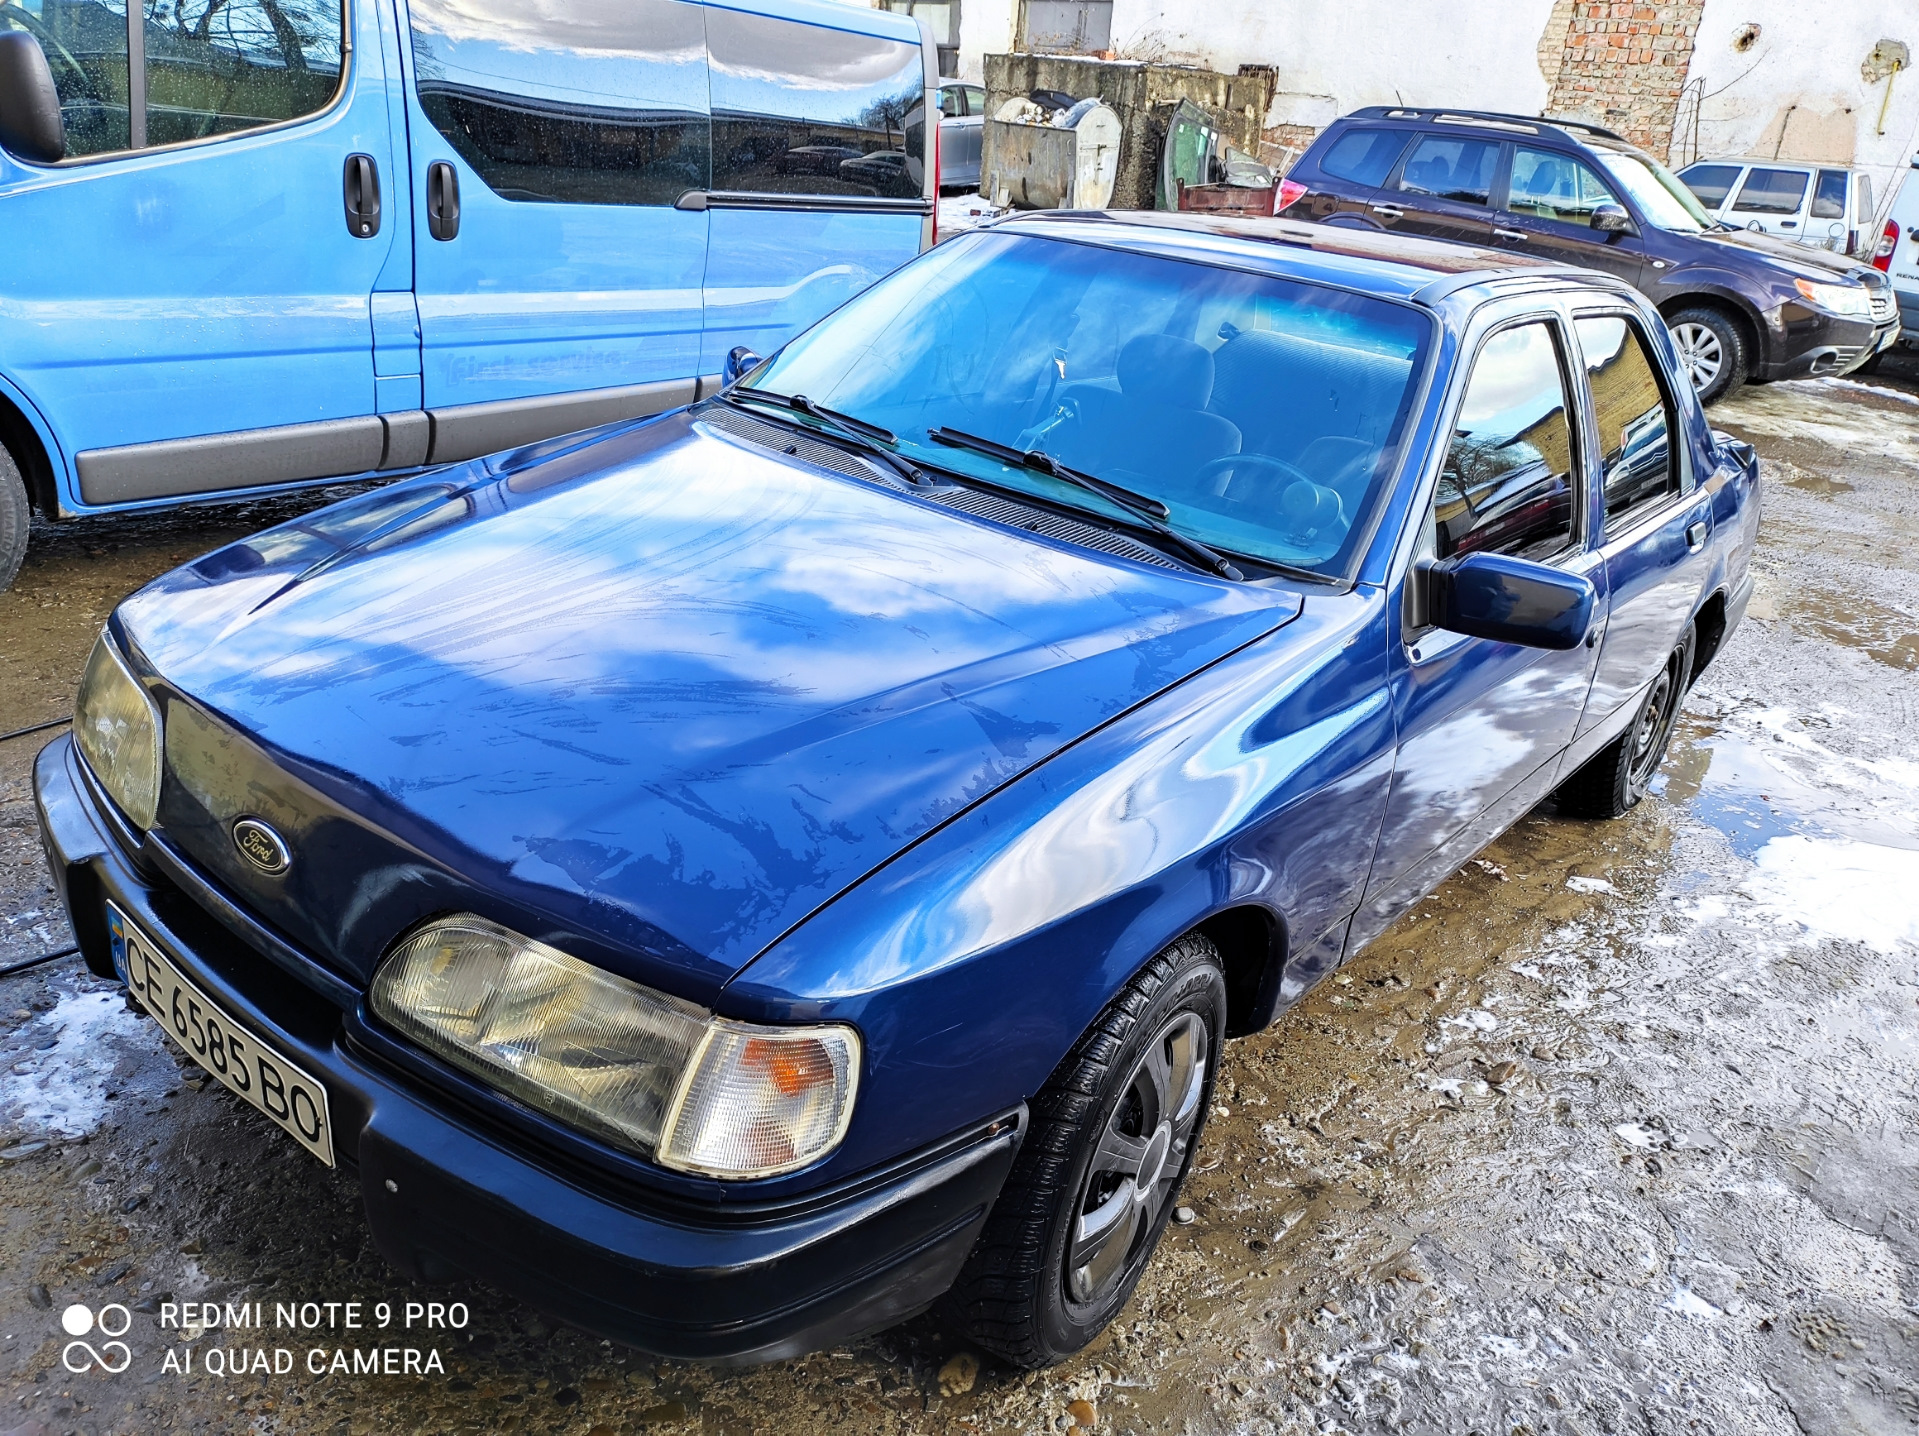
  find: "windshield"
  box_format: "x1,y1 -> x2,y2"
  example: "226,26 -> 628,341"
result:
1596,151 -> 1717,232
742,231 -> 1434,577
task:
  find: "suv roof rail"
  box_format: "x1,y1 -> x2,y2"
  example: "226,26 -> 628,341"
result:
1346,105 -> 1627,143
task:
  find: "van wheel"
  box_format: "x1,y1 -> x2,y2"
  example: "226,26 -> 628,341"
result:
0,445 -> 29,596
949,933 -> 1226,1369
1554,625 -> 1696,819
1667,307 -> 1748,405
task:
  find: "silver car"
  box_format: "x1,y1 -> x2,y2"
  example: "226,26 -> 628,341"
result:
938,81 -> 986,191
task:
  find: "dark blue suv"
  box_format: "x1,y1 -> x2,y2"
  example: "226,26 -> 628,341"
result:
1280,107 -> 1899,404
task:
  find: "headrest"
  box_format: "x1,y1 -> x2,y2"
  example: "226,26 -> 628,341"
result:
1117,334 -> 1215,409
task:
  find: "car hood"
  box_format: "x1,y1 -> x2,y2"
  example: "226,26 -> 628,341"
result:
118,411 -> 1298,999
1689,225 -> 1881,283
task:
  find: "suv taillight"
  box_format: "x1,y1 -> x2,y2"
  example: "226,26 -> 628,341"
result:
1275,179 -> 1307,213
1873,219 -> 1899,271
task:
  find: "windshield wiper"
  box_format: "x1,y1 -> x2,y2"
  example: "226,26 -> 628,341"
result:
929,426 -> 1244,581
725,388 -> 932,488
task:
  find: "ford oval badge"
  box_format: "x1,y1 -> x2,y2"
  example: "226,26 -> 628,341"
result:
232,817 -> 291,876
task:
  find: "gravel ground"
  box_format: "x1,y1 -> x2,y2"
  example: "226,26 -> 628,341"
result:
2,360 -> 1916,1436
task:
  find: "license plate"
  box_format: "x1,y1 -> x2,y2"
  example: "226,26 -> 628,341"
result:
109,902 -> 335,1167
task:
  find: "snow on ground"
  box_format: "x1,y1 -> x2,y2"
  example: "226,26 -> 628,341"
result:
936,190 -> 1005,240
3,982 -> 149,1138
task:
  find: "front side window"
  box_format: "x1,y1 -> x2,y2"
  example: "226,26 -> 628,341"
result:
1507,146 -> 1621,228
1318,127 -> 1411,188
1397,135 -> 1500,207
144,0 -> 344,147
1433,322 -> 1576,563
1678,162 -> 1741,209
708,8 -> 924,200
1731,167 -> 1810,216
1575,316 -> 1677,532
1595,150 -> 1713,233
741,230 -> 1433,577
1810,169 -> 1848,220
1,0 -> 132,155
409,0 -> 710,207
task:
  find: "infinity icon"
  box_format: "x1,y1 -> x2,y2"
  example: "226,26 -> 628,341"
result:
59,1303 -> 132,1374
62,1339 -> 132,1374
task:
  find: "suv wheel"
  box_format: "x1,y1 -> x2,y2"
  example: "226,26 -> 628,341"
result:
950,933 -> 1226,1368
1554,624 -> 1696,819
1667,307 -> 1748,404
0,445 -> 29,595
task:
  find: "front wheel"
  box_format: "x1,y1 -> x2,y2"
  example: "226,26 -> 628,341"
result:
1554,625 -> 1696,819
1666,306 -> 1748,405
950,933 -> 1226,1368
0,445 -> 28,595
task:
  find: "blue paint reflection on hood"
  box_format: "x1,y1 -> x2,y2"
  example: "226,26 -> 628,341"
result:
120,412 -> 1298,988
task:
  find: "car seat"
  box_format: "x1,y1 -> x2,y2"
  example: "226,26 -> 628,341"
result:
1054,335 -> 1242,489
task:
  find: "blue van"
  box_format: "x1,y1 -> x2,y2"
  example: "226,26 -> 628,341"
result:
0,0 -> 935,590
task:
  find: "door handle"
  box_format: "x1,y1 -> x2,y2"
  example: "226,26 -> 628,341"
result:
342,153 -> 381,239
1493,227 -> 1526,241
427,160 -> 460,241
1370,203 -> 1403,219
1685,518 -> 1709,552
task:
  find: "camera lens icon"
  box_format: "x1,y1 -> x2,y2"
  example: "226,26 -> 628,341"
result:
62,1304 -> 94,1336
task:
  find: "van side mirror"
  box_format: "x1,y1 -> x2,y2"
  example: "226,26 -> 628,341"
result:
721,345 -> 763,388
1421,551 -> 1595,650
0,32 -> 65,164
1592,204 -> 1637,237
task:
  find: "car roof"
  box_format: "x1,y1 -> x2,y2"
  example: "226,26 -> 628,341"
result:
1682,156 -> 1861,172
985,210 -> 1604,305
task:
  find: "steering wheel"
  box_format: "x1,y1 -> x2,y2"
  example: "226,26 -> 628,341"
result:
1191,453 -> 1316,499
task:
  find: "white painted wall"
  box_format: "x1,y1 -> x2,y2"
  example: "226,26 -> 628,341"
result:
1683,0 -> 1919,227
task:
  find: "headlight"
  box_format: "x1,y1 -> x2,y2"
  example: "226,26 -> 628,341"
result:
370,916 -> 859,1179
1793,277 -> 1872,320
74,631 -> 162,829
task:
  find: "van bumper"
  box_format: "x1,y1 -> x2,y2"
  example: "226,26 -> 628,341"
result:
32,733 -> 1021,1363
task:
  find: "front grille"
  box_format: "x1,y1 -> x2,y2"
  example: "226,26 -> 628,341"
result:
1870,289 -> 1896,324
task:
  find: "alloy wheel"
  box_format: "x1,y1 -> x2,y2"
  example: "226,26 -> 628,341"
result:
1670,322 -> 1724,392
1065,1010 -> 1208,1306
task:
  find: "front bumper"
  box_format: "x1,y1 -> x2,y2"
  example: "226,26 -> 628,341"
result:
33,734 -> 1021,1362
1761,308 -> 1899,381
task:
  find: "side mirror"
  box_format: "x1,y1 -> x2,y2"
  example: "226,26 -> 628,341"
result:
1592,203 -> 1637,237
1423,551 -> 1595,651
721,345 -> 763,389
0,32 -> 65,164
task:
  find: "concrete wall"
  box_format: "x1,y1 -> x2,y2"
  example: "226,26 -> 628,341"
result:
1680,0 -> 1918,225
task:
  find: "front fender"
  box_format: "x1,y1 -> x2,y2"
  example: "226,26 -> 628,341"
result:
726,588 -> 1395,1177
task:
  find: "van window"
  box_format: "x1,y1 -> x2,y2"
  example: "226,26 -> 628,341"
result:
1318,127 -> 1411,188
1508,147 -> 1619,227
409,0 -> 710,207
1,0 -> 132,156
146,0 -> 344,147
1575,316 -> 1677,532
708,9 -> 925,200
1810,169 -> 1848,220
1731,167 -> 1809,215
1396,135 -> 1500,207
1678,162 -> 1740,209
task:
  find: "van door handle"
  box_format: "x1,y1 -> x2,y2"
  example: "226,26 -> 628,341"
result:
343,153 -> 381,238
1370,203 -> 1403,219
427,161 -> 460,241
1493,227 -> 1526,241
1686,518 -> 1709,552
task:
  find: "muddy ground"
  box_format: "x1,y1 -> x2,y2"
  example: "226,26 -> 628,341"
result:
3,361 -> 1917,1436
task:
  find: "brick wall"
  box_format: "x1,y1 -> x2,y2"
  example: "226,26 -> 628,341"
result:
1545,0 -> 1706,158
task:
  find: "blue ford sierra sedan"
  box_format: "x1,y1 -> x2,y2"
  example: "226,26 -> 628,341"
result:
36,212 -> 1758,1367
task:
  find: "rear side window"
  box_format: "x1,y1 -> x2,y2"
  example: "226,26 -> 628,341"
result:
1811,169 -> 1848,220
1434,322 -> 1576,563
1575,316 -> 1678,532
1731,167 -> 1809,215
708,9 -> 926,200
409,0 -> 710,207
1317,127 -> 1411,187
1855,174 -> 1875,224
1507,147 -> 1619,227
1397,135 -> 1500,207
1678,162 -> 1741,209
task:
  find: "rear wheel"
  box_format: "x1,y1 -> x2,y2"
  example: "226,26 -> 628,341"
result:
1554,625 -> 1696,819
1666,306 -> 1748,405
0,445 -> 29,596
950,933 -> 1226,1368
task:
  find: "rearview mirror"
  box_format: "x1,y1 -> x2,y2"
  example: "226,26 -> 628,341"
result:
721,345 -> 763,389
1423,551 -> 1595,650
1592,203 -> 1637,237
0,32 -> 65,164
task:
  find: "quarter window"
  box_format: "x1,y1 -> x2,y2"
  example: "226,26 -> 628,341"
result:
708,8 -> 925,200
1678,163 -> 1741,210
1810,169 -> 1848,220
1397,135 -> 1500,207
145,0 -> 345,147
1433,322 -> 1577,562
1575,316 -> 1677,532
409,0 -> 711,207
1730,167 -> 1809,215
1318,127 -> 1411,188
1507,147 -> 1620,228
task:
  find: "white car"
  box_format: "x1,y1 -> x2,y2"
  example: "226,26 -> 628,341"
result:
1678,158 -> 1876,256
1871,159 -> 1919,350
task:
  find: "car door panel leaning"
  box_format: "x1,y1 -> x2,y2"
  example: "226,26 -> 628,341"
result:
35,213 -> 1760,1367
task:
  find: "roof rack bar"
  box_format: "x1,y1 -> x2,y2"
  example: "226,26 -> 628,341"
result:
1347,105 -> 1626,142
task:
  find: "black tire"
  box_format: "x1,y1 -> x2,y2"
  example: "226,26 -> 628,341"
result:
1666,306 -> 1749,405
1554,624 -> 1696,819
0,444 -> 27,596
949,933 -> 1226,1368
